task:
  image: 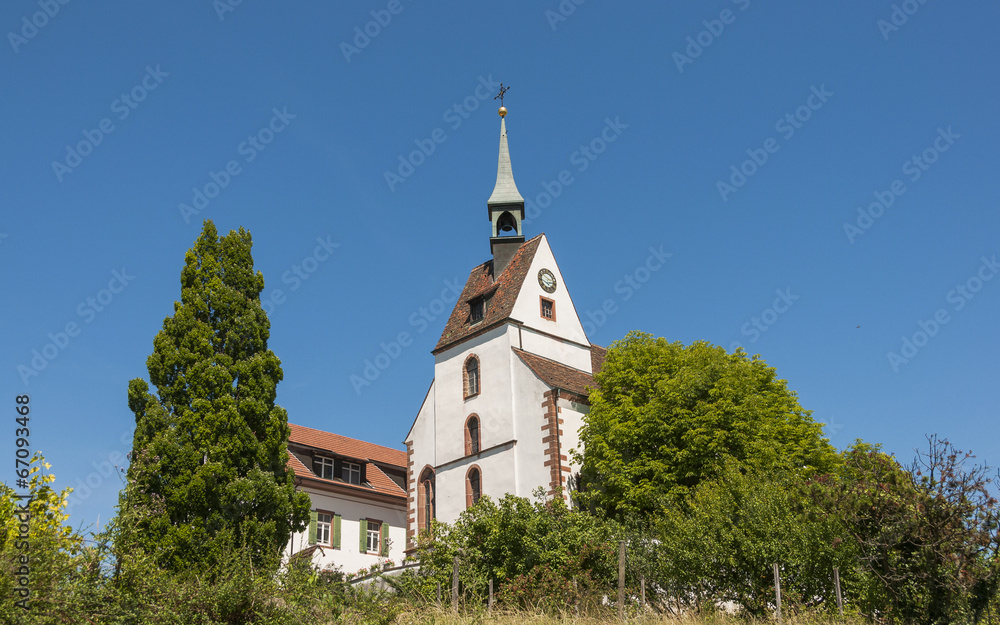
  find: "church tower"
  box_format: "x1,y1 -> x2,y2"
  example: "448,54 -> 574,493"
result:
403,94 -> 605,548
487,104 -> 525,276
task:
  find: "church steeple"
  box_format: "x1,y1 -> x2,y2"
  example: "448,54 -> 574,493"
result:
487,84 -> 525,277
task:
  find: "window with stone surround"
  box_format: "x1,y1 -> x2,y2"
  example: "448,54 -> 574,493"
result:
465,414 -> 481,455
417,467 -> 435,533
464,355 -> 480,398
465,466 -> 482,508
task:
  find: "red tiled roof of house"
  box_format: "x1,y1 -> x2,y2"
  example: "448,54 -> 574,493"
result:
433,235 -> 543,354
288,450 -> 312,476
288,455 -> 406,499
286,423 -> 406,498
288,423 -> 406,467
365,462 -> 405,497
512,348 -> 599,398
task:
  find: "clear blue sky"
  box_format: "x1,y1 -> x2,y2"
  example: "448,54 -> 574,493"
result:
2,1 -> 997,532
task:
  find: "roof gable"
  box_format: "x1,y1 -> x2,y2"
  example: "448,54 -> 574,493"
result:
434,235 -> 542,353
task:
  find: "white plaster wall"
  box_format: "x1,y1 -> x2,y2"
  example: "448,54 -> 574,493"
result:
509,235 -> 592,369
284,489 -> 407,575
432,325 -> 515,467
517,326 -> 593,373
405,379 -> 436,546
510,356 -> 555,500
559,401 -> 588,505
408,233 -> 601,527
406,380 -> 436,485
435,441 -> 519,521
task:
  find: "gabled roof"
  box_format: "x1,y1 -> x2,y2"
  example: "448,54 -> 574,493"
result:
512,346 -> 605,398
288,423 -> 406,467
433,235 -> 543,354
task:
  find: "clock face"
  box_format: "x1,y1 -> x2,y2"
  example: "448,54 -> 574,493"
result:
538,269 -> 557,293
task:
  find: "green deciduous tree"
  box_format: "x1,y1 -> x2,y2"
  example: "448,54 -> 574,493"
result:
120,220 -> 310,574
576,332 -> 838,522
812,438 -> 1000,624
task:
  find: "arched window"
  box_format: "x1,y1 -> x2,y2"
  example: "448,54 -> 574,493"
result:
417,467 -> 435,533
465,414 -> 480,456
465,466 -> 482,509
464,355 -> 480,398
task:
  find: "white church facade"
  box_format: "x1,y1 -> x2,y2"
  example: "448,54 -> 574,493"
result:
284,100 -> 606,570
403,103 -> 605,547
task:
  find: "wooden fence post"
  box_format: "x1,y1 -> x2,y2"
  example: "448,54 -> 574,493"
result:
436,582 -> 441,607
833,566 -> 844,616
773,563 -> 782,624
573,577 -> 579,616
618,540 -> 626,620
641,574 -> 646,610
452,556 -> 459,612
488,578 -> 494,612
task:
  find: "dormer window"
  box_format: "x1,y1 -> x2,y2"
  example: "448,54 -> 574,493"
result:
313,456 -> 334,480
341,461 -> 361,485
470,298 -> 485,323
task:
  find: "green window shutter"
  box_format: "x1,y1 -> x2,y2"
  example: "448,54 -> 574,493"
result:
308,510 -> 318,545
359,518 -> 367,552
380,523 -> 389,556
333,514 -> 342,549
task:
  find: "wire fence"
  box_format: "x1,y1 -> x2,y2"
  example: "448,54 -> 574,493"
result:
370,541 -> 853,621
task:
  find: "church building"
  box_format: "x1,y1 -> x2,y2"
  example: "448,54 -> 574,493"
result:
404,101 -> 605,547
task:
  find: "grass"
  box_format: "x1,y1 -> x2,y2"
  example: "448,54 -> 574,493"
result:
386,607 -> 869,625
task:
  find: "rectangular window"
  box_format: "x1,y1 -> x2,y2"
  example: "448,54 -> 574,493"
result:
366,520 -> 381,553
342,461 -> 361,485
313,456 -> 334,480
316,512 -> 332,545
540,297 -> 555,320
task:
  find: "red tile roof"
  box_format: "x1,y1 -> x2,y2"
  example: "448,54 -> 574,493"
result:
286,423 -> 407,499
512,348 -> 600,398
287,451 -> 313,477
434,235 -> 543,354
365,462 -> 405,497
590,344 -> 607,375
288,423 -> 406,467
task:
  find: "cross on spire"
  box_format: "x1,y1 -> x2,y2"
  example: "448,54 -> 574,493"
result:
494,83 -> 510,107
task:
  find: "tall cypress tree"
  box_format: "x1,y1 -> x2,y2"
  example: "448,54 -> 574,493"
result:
121,220 -> 310,572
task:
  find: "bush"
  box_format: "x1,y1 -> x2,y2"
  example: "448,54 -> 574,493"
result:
407,492 -> 619,614
0,453 -> 85,623
650,462 -> 864,617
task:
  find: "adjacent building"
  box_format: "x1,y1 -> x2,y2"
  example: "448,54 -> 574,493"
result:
283,423 -> 408,573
